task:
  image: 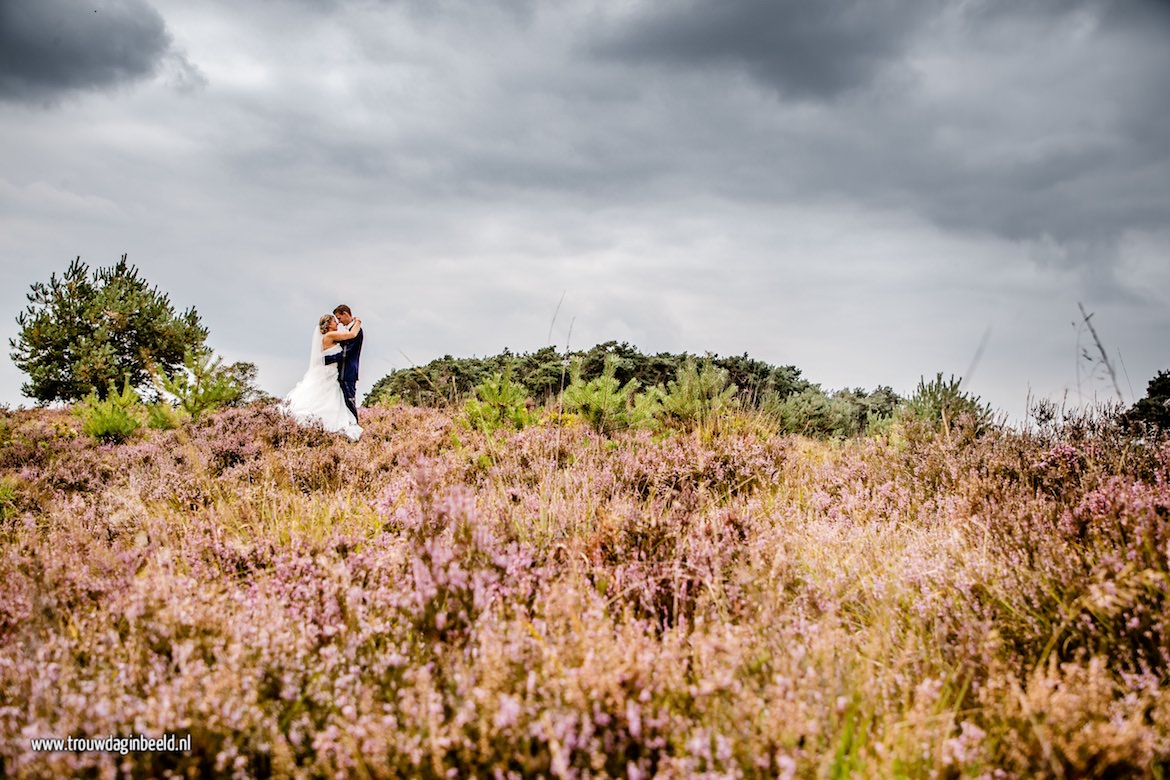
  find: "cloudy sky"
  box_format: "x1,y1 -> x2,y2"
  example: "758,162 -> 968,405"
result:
2,0 -> 1167,420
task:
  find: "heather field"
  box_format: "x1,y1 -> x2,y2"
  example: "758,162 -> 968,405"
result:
1,402 -> 1168,778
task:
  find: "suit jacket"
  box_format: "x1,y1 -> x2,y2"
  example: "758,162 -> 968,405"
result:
325,324 -> 363,384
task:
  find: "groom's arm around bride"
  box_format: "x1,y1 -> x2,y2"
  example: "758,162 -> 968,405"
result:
325,304 -> 363,423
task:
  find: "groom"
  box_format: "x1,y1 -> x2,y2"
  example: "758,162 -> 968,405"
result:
324,304 -> 363,423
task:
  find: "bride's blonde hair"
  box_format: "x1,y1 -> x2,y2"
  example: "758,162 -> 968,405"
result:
318,314 -> 335,334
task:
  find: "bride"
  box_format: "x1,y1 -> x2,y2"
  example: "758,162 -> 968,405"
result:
284,314 -> 363,441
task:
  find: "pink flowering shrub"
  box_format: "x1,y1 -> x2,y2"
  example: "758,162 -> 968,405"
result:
1,400 -> 1168,777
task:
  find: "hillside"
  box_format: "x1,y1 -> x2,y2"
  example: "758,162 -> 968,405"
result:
1,401 -> 1168,777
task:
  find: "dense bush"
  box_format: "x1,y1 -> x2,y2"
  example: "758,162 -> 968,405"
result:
1126,369 -> 1170,431
365,341 -> 810,410
0,477 -> 17,522
905,372 -> 993,433
561,355 -> 662,434
154,347 -> 251,421
145,401 -> 186,431
364,343 -> 911,441
74,381 -> 143,443
760,384 -> 900,439
462,367 -> 534,434
660,359 -> 737,431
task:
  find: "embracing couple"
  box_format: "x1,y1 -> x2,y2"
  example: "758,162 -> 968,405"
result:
284,305 -> 365,441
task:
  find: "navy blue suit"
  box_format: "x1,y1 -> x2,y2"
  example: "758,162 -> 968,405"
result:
325,325 -> 362,422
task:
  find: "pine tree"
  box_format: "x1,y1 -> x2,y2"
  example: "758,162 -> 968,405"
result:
10,255 -> 208,403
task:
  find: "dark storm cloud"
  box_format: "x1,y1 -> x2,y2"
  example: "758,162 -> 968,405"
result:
593,0 -> 928,100
912,4 -> 1170,252
973,0 -> 1170,28
586,0 -> 1170,268
1,0 -> 1167,415
0,0 -> 175,103
1099,0 -> 1170,29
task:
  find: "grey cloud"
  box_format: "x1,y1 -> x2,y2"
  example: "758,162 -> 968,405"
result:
0,0 -> 174,103
162,51 -> 208,94
263,0 -> 537,24
3,0 -> 1169,417
971,0 -> 1170,28
577,0 -> 1170,285
918,21 -> 1170,252
1098,0 -> 1170,31
592,0 -> 930,100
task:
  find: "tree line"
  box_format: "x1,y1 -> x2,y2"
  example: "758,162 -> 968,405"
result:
8,257 -> 1169,437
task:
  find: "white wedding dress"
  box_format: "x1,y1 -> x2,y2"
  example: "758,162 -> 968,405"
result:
284,329 -> 362,441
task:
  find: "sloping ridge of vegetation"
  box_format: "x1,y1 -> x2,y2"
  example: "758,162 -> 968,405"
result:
1,391 -> 1168,777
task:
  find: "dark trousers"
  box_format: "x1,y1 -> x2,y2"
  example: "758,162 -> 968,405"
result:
340,379 -> 358,423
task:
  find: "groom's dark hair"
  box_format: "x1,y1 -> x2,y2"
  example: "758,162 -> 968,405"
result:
333,305 -> 352,316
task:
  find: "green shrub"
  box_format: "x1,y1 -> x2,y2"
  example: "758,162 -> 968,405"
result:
563,356 -> 634,434
1125,369 -> 1170,431
661,359 -> 737,430
812,385 -> 903,436
762,387 -> 862,439
861,385 -> 901,420
75,380 -> 142,443
0,477 -> 18,521
463,367 -> 534,434
905,373 -> 992,434
562,355 -> 660,435
367,353 -> 499,407
155,348 -> 246,422
864,410 -> 900,438
146,402 -> 187,430
629,385 -> 666,431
